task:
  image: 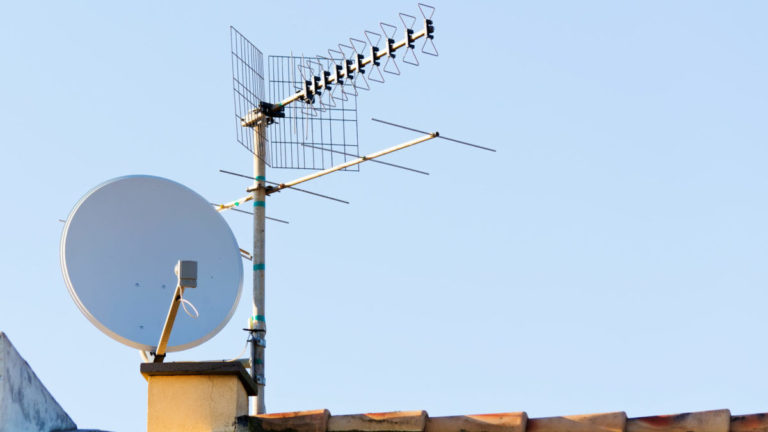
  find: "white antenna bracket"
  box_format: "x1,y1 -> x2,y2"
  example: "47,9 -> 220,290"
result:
153,260 -> 198,363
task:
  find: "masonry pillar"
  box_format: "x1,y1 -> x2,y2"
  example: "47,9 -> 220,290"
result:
142,361 -> 257,432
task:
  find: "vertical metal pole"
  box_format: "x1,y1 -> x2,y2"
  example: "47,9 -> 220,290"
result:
251,120 -> 267,414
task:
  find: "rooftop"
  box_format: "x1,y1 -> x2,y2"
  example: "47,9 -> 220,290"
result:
234,408 -> 768,432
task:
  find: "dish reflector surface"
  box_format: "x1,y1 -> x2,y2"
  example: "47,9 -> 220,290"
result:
60,175 -> 243,352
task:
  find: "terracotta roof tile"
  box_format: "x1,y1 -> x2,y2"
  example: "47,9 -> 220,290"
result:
426,412 -> 527,432
731,414 -> 768,432
627,410 -> 730,432
246,409 -> 330,432
328,411 -> 427,432
527,412 -> 625,432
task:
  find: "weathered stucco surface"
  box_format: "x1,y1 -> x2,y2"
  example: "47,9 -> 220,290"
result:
0,331 -> 78,432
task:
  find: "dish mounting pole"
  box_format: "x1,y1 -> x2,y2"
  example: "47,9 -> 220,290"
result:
231,4 -> 440,413
250,119 -> 267,414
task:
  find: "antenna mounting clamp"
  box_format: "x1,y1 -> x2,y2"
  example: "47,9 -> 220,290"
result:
258,101 -> 285,119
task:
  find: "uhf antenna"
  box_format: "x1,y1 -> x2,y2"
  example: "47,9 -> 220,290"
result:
226,3 -> 490,415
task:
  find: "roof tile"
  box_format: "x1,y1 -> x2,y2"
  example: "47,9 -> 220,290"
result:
731,413 -> 768,432
328,411 -> 428,432
425,412 -> 527,432
243,409 -> 330,432
526,412 -> 626,432
626,409 -> 731,432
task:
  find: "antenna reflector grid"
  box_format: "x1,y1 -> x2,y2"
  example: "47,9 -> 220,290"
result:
230,27 -> 268,164
267,55 -> 359,171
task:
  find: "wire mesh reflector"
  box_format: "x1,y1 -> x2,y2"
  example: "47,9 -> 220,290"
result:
268,55 -> 359,171
230,27 -> 267,163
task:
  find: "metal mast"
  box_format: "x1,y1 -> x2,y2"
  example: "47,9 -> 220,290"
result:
251,123 -> 267,414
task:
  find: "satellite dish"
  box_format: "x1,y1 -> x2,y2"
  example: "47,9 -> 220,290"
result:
60,175 -> 243,352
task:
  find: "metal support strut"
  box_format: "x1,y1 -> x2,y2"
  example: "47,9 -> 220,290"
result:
152,260 -> 198,363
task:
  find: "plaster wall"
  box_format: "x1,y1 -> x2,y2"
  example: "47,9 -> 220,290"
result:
147,374 -> 248,432
0,332 -> 78,432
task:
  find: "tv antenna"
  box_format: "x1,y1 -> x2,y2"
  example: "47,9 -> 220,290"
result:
227,3 -> 493,414
60,176 -> 243,361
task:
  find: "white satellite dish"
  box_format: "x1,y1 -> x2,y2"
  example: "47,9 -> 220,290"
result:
60,175 -> 243,353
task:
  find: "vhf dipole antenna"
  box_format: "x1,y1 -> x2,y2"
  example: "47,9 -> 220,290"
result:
227,4 -> 442,414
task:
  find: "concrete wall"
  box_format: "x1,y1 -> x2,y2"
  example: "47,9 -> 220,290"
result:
0,331 -> 78,432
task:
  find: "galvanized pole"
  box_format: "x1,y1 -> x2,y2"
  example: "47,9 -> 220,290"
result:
250,120 -> 267,414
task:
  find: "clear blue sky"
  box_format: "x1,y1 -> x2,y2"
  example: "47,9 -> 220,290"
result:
2,1 -> 768,431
